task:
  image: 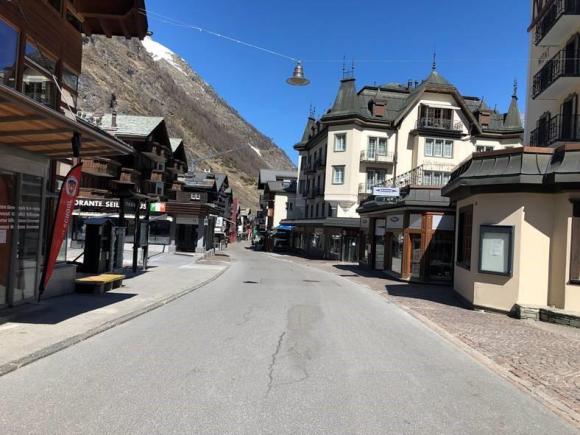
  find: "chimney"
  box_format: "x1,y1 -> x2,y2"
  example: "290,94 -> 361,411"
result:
372,101 -> 385,117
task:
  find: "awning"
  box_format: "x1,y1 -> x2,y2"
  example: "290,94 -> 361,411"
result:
0,85 -> 133,158
420,101 -> 461,110
74,0 -> 149,39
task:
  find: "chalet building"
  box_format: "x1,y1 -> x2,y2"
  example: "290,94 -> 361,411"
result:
69,114 -> 187,255
0,0 -> 148,307
526,0 -> 580,148
166,171 -> 233,252
287,67 -> 523,264
257,169 -> 298,231
437,0 -> 580,325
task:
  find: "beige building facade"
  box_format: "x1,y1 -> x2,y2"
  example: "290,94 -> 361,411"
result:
443,146 -> 580,317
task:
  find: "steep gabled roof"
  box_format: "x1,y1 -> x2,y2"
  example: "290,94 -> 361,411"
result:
258,169 -> 298,189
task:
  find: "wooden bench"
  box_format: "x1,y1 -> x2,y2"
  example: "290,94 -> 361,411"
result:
75,274 -> 125,294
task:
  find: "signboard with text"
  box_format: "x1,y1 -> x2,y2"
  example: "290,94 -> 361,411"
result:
372,186 -> 400,197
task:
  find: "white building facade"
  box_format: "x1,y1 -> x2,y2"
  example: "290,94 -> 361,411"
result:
526,0 -> 580,147
289,69 -> 524,260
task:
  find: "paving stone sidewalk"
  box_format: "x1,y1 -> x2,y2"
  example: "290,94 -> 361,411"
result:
270,253 -> 580,427
0,252 -> 230,376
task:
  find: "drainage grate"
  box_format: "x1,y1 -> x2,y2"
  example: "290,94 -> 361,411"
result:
243,280 -> 259,284
303,279 -> 320,283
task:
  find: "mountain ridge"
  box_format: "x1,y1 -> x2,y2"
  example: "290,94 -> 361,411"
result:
78,36 -> 295,208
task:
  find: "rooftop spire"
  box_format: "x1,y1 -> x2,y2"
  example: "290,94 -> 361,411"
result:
504,81 -> 522,130
432,51 -> 437,71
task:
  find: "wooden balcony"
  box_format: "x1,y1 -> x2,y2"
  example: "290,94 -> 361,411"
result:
167,160 -> 187,174
148,170 -> 165,183
79,187 -> 109,199
112,167 -> 141,186
141,142 -> 170,163
82,158 -> 121,178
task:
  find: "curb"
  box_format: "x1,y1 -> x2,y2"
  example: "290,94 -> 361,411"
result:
265,253 -> 580,429
0,262 -> 230,378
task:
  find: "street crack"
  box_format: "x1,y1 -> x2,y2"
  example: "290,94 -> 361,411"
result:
265,331 -> 286,397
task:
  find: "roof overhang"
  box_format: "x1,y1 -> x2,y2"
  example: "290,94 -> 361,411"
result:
0,85 -> 133,158
74,0 -> 149,39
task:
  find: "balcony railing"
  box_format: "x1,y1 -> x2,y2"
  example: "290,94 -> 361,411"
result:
532,47 -> 580,98
416,117 -> 462,131
534,0 -> 580,45
358,181 -> 385,194
306,186 -> 322,199
360,150 -> 394,163
303,158 -> 325,173
530,114 -> 580,146
381,165 -> 452,189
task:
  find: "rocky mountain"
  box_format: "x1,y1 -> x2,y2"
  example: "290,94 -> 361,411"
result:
78,36 -> 295,208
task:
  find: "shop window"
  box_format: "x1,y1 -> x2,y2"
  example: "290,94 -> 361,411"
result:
570,202 -> 580,283
0,19 -> 18,88
479,225 -> 513,275
457,205 -> 473,269
428,231 -> 454,281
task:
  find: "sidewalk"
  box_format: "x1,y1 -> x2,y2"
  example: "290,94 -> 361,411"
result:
0,252 -> 230,376
268,253 -> 580,428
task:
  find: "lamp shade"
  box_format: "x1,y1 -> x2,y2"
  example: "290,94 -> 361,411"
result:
287,61 -> 310,86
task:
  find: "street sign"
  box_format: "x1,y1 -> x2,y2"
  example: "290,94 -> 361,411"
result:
373,186 -> 400,197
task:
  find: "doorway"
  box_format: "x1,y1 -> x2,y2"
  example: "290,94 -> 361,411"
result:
409,233 -> 422,279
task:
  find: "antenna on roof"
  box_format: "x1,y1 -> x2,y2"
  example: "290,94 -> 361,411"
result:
432,50 -> 437,71
342,56 -> 347,79
309,104 -> 316,117
513,79 -> 518,98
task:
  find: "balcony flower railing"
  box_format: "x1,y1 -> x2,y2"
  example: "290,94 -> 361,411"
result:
532,47 -> 580,98
416,117 -> 462,131
360,150 -> 394,163
534,0 -> 580,45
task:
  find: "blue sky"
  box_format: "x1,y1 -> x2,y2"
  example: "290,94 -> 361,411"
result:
146,0 -> 531,164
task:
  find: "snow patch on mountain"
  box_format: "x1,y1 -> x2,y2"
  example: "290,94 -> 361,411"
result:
249,144 -> 262,157
142,37 -> 187,75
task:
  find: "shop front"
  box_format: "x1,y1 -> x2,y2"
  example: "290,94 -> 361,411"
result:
358,187 -> 454,284
0,149 -> 47,307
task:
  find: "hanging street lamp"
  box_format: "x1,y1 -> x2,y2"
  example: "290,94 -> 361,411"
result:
287,61 -> 310,86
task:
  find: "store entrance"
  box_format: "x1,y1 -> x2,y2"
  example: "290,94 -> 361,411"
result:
176,224 -> 198,252
0,171 -> 43,307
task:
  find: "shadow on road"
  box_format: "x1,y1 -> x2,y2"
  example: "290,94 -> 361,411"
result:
332,264 -> 465,308
5,293 -> 137,325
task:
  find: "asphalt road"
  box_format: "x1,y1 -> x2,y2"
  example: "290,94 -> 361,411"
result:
0,244 -> 576,434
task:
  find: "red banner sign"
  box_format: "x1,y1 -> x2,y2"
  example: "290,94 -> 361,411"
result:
40,163 -> 83,295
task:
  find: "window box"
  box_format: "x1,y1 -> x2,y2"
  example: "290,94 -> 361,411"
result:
478,225 -> 514,276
